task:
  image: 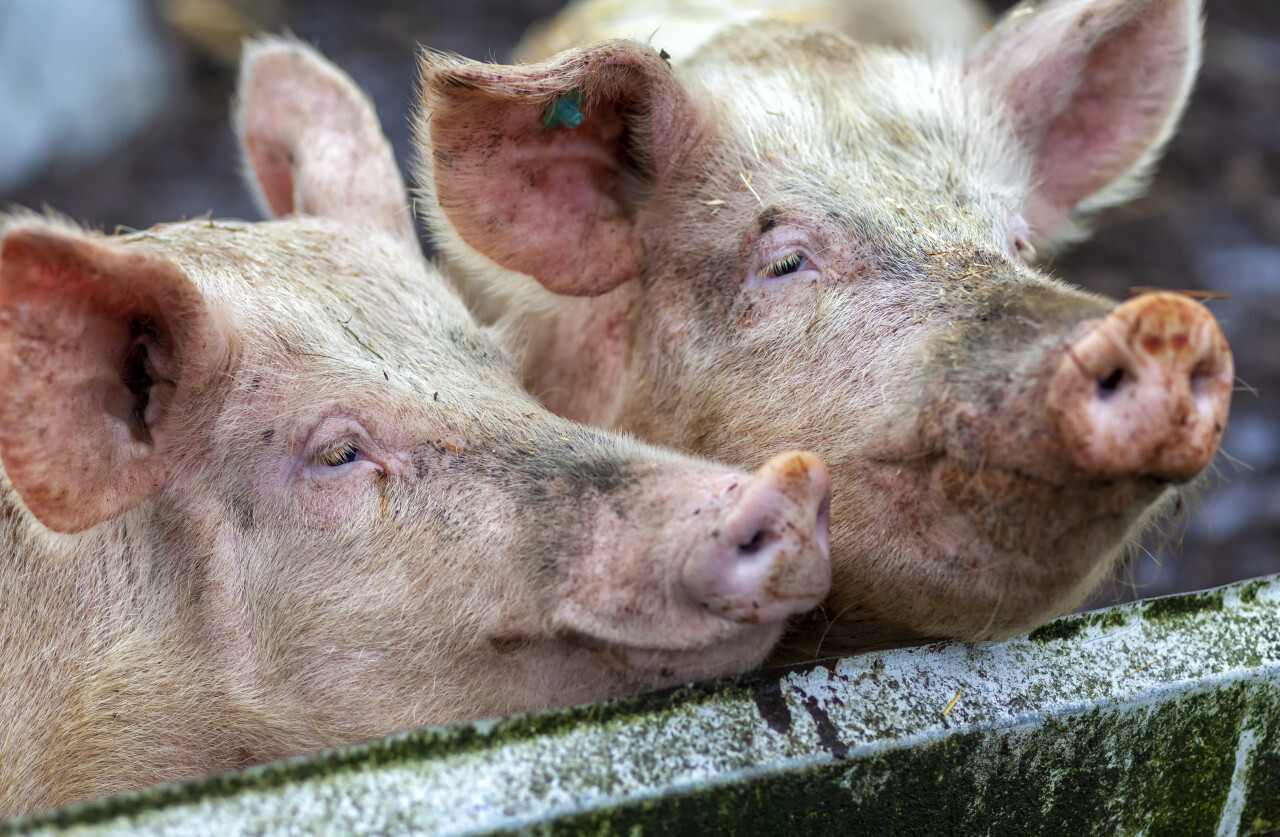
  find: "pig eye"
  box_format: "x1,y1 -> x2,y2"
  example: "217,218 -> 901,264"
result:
316,440 -> 360,467
1007,215 -> 1036,262
761,252 -> 807,279
1014,236 -> 1036,262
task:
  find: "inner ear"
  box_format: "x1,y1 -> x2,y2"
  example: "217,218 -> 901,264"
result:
236,38 -> 419,249
417,42 -> 703,297
967,0 -> 1200,247
0,225 -> 213,533
117,315 -> 169,443
244,136 -> 297,219
432,90 -> 649,292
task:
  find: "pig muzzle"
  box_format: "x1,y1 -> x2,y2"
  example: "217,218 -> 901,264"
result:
683,451 -> 832,624
1047,292 -> 1233,482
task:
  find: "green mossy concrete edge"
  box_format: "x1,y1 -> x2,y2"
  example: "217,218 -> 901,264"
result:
5,575 -> 1279,836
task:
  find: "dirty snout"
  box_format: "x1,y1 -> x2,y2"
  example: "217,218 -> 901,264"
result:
1048,292 -> 1233,481
683,451 -> 832,624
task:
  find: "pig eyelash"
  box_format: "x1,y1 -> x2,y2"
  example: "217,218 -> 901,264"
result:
316,440 -> 360,467
761,252 -> 806,279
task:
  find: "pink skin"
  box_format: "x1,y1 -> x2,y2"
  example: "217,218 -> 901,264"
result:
414,0 -> 1231,657
680,451 -> 832,624
1049,293 -> 1234,482
0,40 -> 832,817
549,449 -> 832,659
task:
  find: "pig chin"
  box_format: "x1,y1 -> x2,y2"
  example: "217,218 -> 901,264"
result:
824,453 -> 1171,646
559,621 -> 785,686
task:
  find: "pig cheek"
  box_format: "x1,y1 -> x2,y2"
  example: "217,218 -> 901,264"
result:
550,503 -> 738,659
551,510 -> 669,646
730,277 -> 833,341
244,510 -> 462,726
291,471 -> 385,531
203,520 -> 261,678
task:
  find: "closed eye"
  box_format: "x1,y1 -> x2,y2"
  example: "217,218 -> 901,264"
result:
316,440 -> 360,467
762,252 -> 806,279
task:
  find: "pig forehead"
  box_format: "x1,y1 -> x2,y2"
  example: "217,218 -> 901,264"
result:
127,218 -> 508,378
685,41 -> 1029,216
135,218 -> 462,310
689,24 -> 1003,135
771,165 -> 1016,258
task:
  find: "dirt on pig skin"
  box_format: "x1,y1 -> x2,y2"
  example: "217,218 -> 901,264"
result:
0,40 -> 831,817
5,0 -> 1275,661
414,0 -> 1236,660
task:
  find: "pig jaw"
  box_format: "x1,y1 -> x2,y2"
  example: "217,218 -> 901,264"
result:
788,287 -> 1232,654
775,460 -> 1171,657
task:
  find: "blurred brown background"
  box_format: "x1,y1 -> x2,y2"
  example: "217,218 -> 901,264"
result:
2,0 -> 1276,607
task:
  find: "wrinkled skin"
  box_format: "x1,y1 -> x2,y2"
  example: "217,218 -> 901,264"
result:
0,41 -> 832,817
414,0 -> 1234,660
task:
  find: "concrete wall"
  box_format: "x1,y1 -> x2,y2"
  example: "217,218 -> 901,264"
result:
5,575 -> 1279,835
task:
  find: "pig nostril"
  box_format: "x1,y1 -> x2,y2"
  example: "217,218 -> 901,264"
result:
816,496 -> 830,556
1190,360 -> 1215,397
1097,368 -> 1126,398
737,528 -> 773,556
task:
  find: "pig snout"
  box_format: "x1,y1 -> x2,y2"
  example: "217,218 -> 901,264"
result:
1048,292 -> 1233,482
684,451 -> 832,624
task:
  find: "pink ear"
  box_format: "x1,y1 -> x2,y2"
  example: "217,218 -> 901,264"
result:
417,41 -> 705,296
0,225 -> 213,533
967,0 -> 1201,248
236,38 -> 418,250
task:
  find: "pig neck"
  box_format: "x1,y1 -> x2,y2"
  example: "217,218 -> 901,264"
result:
502,279 -> 640,426
0,489 -> 262,816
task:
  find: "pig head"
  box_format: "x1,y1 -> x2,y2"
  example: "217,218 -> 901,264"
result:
414,0 -> 1233,658
0,40 -> 831,816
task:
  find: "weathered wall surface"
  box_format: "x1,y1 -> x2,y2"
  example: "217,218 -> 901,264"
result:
5,575 -> 1278,836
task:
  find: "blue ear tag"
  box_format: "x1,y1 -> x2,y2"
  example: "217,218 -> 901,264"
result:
542,91 -> 585,130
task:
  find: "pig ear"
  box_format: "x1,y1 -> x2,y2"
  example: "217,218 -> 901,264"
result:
415,41 -> 705,296
0,223 -> 215,533
967,0 -> 1202,250
235,37 -> 419,250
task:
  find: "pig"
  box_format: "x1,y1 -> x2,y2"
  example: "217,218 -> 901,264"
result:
412,0 -> 1234,661
0,39 -> 832,817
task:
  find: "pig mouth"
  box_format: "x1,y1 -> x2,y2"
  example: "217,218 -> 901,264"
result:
868,442 -> 1177,496
555,621 -> 785,680
773,453 -> 1176,654
772,452 -> 1179,658
872,452 -> 1171,517
857,452 -> 1172,577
